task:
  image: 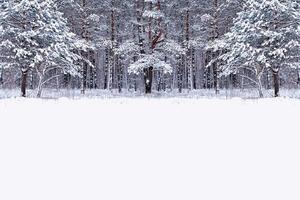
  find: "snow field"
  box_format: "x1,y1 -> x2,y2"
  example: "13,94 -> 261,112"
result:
0,97 -> 300,200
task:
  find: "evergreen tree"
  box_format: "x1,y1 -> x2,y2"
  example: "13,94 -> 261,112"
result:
214,0 -> 300,97
118,0 -> 184,94
0,0 -> 87,97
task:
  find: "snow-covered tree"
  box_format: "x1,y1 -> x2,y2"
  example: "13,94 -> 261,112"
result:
0,0 -> 88,97
3,0 -> 300,97
117,0 -> 185,93
188,0 -> 241,93
57,0 -> 108,93
213,0 -> 300,97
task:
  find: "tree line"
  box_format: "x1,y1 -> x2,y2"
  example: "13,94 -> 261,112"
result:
1,0 -> 299,97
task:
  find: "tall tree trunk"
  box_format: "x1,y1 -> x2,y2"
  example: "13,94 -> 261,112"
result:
212,0 -> 220,94
212,53 -> 220,94
81,0 -> 88,94
81,63 -> 87,94
297,68 -> 300,86
185,8 -> 195,90
0,66 -> 3,85
64,74 -> 70,88
257,74 -> 264,98
231,73 -> 238,88
29,70 -> 34,89
144,67 -> 153,94
255,64 -> 265,98
37,78 -> 43,98
204,52 -> 212,89
273,70 -> 279,97
266,70 -> 272,89
21,70 -> 28,97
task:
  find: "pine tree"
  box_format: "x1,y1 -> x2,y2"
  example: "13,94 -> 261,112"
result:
215,0 -> 300,97
117,0 -> 185,94
0,0 -> 87,97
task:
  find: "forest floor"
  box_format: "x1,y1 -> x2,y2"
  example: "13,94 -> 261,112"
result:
1,88 -> 300,99
0,96 -> 299,200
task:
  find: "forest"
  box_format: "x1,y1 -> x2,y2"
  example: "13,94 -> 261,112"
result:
1,0 -> 300,98
1,1 -> 300,199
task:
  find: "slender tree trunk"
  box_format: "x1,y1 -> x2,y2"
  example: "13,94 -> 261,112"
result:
266,70 -> 272,89
80,0 -> 88,94
258,76 -> 264,98
81,61 -> 87,94
56,76 -> 60,90
0,66 -> 3,85
37,78 -> 43,98
30,71 -> 35,89
297,68 -> 300,86
109,3 -> 117,90
273,70 -> 279,97
185,8 -> 193,90
21,70 -> 28,97
212,0 -> 220,94
204,52 -> 211,89
212,60 -> 220,94
36,70 -> 44,98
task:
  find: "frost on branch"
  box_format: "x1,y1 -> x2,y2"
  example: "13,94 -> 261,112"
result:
115,40 -> 140,57
162,40 -> 186,56
143,10 -> 164,19
129,53 -> 172,75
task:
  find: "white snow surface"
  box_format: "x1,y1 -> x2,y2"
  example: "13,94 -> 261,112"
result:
0,97 -> 300,200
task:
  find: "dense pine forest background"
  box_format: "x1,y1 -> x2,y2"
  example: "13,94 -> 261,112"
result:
1,0 -> 300,98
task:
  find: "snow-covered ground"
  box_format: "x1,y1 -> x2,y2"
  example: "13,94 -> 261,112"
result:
0,97 -> 300,200
2,88 -> 300,99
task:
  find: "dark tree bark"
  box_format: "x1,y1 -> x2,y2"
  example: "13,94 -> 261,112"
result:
80,0 -> 89,94
64,74 -> 71,88
81,62 -> 88,94
213,63 -> 219,94
212,0 -> 220,94
21,70 -> 28,97
204,52 -> 212,89
273,70 -> 280,97
0,67 -> 3,85
297,68 -> 300,86
144,67 -> 153,94
231,73 -> 238,88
